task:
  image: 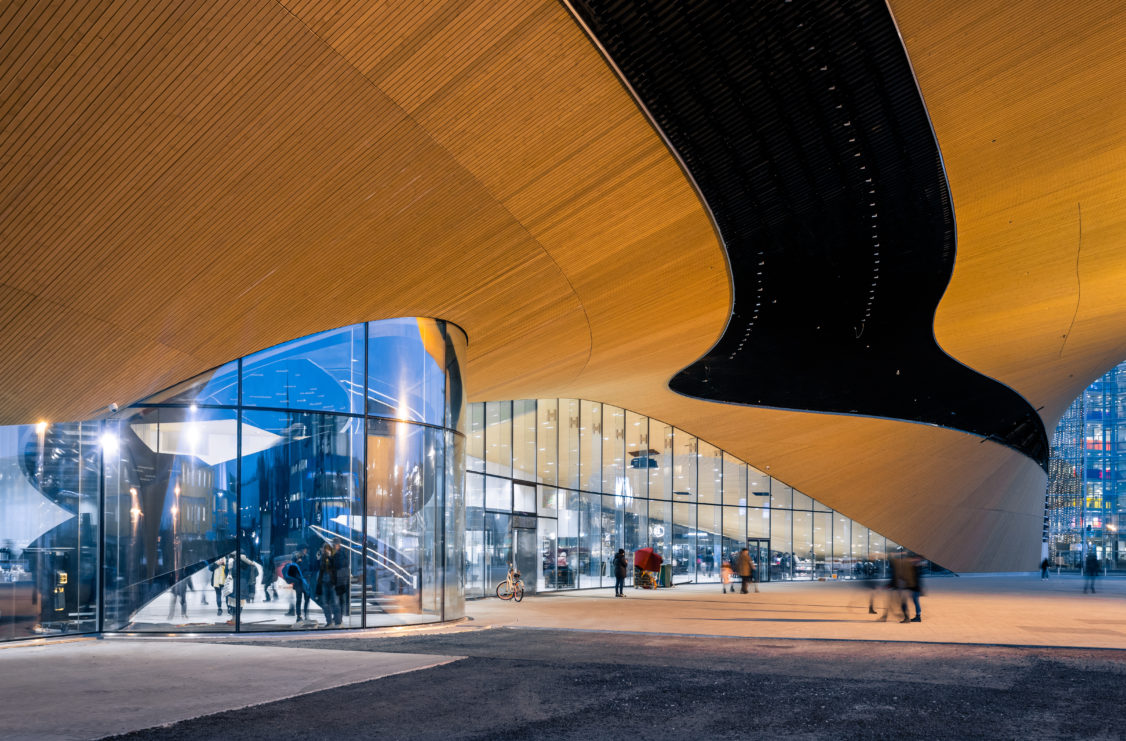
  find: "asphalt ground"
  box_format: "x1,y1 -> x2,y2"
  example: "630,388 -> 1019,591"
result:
104,626 -> 1126,741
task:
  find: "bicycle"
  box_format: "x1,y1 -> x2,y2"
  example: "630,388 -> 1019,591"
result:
496,565 -> 525,602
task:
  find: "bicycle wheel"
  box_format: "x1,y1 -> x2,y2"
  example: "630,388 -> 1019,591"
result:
496,581 -> 513,600
514,584 -> 525,602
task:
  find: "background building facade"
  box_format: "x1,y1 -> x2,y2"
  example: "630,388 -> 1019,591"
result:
1046,360 -> 1126,571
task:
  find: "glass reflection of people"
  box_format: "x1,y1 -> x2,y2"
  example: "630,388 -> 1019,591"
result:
166,568 -> 189,622
209,558 -> 227,616
224,554 -> 261,625
286,545 -> 312,624
315,539 -> 349,627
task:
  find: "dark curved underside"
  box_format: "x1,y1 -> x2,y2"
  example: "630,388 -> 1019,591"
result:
569,0 -> 1048,466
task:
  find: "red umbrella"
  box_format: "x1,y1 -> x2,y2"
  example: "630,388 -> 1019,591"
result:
634,547 -> 663,572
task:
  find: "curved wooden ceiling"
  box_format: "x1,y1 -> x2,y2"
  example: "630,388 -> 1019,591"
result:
1,0 -> 1123,571
0,0 -> 727,423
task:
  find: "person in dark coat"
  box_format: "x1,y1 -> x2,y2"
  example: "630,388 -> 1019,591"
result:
612,549 -> 629,597
1040,557 -> 1050,580
314,538 -> 350,626
283,546 -> 312,624
903,555 -> 924,622
332,539 -> 351,623
1083,551 -> 1100,593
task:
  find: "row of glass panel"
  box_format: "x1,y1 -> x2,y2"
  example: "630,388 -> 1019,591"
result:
1047,359 -> 1126,569
151,318 -> 466,429
463,399 -> 900,596
0,317 -> 468,641
464,496 -> 897,598
102,408 -> 463,633
469,399 -> 830,507
0,423 -> 99,642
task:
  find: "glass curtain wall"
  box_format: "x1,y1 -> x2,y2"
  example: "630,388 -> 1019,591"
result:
464,399 -> 900,597
1046,359 -> 1126,572
100,318 -> 466,634
0,383 -> 915,640
0,423 -> 99,641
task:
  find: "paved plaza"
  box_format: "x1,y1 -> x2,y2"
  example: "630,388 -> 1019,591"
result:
468,574 -> 1126,649
1,575 -> 1124,740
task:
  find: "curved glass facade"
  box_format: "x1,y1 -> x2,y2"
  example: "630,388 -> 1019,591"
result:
0,322 -> 910,642
0,422 -> 99,641
464,399 -> 901,596
99,318 -> 466,633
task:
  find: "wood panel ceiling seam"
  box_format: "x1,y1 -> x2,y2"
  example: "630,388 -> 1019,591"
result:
0,283 -> 37,339
0,3 -> 242,279
2,3 -> 346,326
65,29 -> 355,321
0,283 -> 204,410
0,3 -> 141,212
0,1 -> 171,186
0,1 -> 97,120
269,0 -> 596,383
0,1 -> 81,124
0,3 -> 209,269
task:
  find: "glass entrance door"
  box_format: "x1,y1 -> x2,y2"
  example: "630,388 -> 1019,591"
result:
514,526 -> 537,594
748,538 -> 770,584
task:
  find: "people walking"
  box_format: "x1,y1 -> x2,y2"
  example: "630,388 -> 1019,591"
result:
166,569 -> 189,621
903,555 -> 924,622
1083,551 -> 1100,593
721,554 -> 734,593
612,548 -> 628,597
1040,557 -> 1050,580
878,551 -> 922,622
863,559 -> 878,614
735,547 -> 753,594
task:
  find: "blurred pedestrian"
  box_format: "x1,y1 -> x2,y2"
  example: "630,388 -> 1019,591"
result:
1040,557 -> 1050,580
166,568 -> 189,621
735,547 -> 753,594
903,555 -> 924,622
1083,551 -> 1100,594
613,548 -> 628,597
876,554 -> 897,622
721,554 -> 734,594
884,552 -> 923,623
861,559 -> 878,614
748,550 -> 760,593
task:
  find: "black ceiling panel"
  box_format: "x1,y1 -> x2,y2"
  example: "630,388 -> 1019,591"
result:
568,0 -> 1048,467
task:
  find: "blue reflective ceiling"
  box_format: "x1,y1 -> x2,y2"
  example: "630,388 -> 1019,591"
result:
569,0 -> 1048,467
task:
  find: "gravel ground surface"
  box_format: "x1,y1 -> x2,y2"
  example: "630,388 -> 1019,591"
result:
106,627 -> 1126,740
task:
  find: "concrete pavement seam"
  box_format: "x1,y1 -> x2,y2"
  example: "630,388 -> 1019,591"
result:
93,655 -> 466,740
496,625 -> 1126,652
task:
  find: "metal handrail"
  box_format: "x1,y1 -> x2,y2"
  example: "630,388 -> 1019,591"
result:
308,524 -> 415,589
